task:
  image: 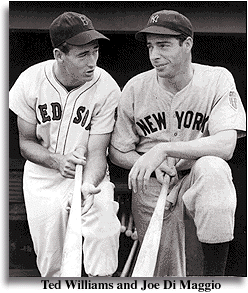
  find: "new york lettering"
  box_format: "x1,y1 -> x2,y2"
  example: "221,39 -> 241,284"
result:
37,102 -> 91,129
136,110 -> 209,136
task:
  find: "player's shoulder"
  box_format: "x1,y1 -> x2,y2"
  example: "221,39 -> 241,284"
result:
96,66 -> 120,89
19,60 -> 54,80
123,68 -> 155,90
194,63 -> 234,80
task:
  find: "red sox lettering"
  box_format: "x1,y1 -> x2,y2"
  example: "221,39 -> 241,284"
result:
38,103 -> 62,123
38,102 -> 91,130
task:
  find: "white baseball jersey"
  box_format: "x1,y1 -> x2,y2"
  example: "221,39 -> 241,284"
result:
9,59 -> 121,277
111,63 -> 246,154
9,60 -> 120,155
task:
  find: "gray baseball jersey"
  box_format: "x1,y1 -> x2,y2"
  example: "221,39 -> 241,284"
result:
111,63 -> 246,154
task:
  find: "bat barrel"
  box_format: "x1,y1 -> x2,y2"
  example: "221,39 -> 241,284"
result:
131,175 -> 170,277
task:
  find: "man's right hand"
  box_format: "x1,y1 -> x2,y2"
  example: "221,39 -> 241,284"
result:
55,149 -> 87,178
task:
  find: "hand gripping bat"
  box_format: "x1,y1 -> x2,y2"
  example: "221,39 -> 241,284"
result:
131,174 -> 170,277
60,148 -> 86,277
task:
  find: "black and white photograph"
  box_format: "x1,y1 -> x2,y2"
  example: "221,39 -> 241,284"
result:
8,1 -> 246,291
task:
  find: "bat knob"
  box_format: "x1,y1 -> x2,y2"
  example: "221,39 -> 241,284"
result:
131,230 -> 138,240
125,230 -> 132,237
120,226 -> 126,233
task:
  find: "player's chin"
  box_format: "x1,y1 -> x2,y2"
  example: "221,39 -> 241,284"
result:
82,73 -> 94,82
156,69 -> 172,79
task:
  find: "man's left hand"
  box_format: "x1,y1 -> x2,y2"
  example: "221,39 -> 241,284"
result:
81,183 -> 101,215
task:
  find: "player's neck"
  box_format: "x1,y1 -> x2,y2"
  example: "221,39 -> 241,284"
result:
157,63 -> 194,95
53,63 -> 86,90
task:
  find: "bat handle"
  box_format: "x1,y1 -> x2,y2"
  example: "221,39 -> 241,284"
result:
75,164 -> 83,180
75,164 -> 83,187
121,212 -> 127,233
73,165 -> 83,207
74,146 -> 86,185
161,174 -> 170,192
120,240 -> 139,277
125,213 -> 134,237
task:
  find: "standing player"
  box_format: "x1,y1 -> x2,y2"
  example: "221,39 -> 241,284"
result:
110,10 -> 246,276
9,12 -> 121,277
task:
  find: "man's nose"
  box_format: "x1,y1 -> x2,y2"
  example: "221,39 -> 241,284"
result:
87,54 -> 97,67
150,46 -> 160,60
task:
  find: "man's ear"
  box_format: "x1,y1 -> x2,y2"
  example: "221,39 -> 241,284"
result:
53,48 -> 64,63
184,37 -> 193,52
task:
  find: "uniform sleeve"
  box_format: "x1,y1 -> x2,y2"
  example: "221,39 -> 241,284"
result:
90,87 -> 121,135
208,69 -> 246,138
9,72 -> 37,124
110,83 -> 140,152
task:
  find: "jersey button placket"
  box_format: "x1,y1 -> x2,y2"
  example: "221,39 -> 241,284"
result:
170,104 -> 178,141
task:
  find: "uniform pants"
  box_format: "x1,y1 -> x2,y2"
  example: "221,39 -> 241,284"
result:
132,156 -> 236,277
23,161 -> 120,277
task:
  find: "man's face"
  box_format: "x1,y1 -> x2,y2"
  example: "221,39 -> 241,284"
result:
63,40 -> 99,85
146,34 -> 188,79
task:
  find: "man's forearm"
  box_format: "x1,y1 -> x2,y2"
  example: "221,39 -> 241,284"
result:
82,153 -> 108,187
109,145 -> 141,170
163,130 -> 237,161
19,138 -> 62,170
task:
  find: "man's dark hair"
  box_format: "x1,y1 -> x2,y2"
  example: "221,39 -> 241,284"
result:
173,34 -> 189,46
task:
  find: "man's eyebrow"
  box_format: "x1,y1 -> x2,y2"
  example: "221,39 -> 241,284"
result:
93,44 -> 100,49
76,51 -> 88,56
76,45 -> 99,56
147,40 -> 171,45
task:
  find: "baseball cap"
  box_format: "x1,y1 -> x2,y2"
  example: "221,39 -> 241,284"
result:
49,12 -> 109,48
135,10 -> 193,42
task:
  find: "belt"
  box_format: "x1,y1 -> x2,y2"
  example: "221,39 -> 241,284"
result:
137,152 -> 190,178
150,169 -> 191,178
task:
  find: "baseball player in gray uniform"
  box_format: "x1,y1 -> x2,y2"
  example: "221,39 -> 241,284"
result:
9,12 -> 121,277
110,10 -> 246,276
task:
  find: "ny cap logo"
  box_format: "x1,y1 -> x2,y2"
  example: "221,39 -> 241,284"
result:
80,16 -> 88,25
150,14 -> 159,23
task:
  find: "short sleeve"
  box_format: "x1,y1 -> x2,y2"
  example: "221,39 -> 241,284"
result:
208,69 -> 246,138
110,84 -> 140,152
9,72 -> 37,124
90,88 -> 120,135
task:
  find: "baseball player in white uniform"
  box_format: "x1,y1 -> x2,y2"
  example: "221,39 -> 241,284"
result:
110,10 -> 246,276
9,12 -> 121,277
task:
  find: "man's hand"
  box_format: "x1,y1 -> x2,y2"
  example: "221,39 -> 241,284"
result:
155,157 -> 179,210
128,144 -> 176,193
56,148 -> 87,178
81,182 -> 101,215
155,158 -> 177,184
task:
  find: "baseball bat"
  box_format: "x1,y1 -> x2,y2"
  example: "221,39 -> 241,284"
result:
131,228 -> 138,241
120,211 -> 127,233
131,174 -> 170,277
60,164 -> 83,277
120,239 -> 139,277
125,213 -> 134,237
